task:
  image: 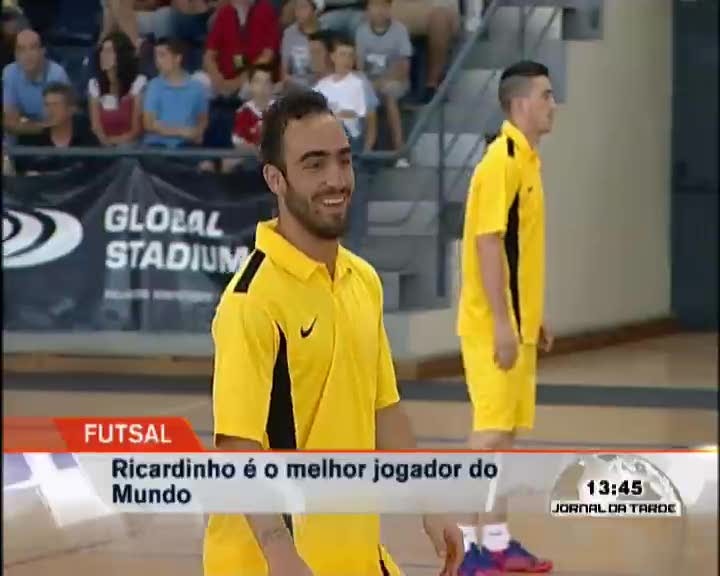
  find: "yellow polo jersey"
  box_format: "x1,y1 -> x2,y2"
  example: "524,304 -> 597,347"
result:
457,120 -> 545,345
204,219 -> 402,576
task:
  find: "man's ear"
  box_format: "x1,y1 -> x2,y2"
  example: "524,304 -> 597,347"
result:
262,163 -> 286,199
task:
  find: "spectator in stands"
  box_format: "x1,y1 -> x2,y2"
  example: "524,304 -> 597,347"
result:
313,35 -> 365,151
280,0 -> 322,91
143,38 -> 209,147
2,29 -> 70,137
89,32 -> 147,146
309,29 -> 377,152
101,0 -> 214,51
283,0 -> 457,103
222,63 -> 273,171
203,0 -> 280,98
390,0 -> 458,102
1,3 -> 28,70
356,0 -> 410,165
14,83 -> 99,174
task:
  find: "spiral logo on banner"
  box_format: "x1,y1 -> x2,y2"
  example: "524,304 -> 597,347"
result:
2,208 -> 83,268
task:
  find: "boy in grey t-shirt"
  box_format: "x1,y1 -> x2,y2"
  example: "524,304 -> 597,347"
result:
355,0 -> 412,165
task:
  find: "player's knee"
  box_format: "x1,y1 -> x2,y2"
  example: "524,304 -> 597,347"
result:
470,430 -> 515,450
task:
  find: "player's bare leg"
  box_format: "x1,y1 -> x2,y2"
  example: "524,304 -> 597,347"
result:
464,431 -> 515,550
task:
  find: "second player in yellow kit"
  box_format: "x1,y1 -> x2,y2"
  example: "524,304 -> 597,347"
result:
458,119 -> 546,432
456,61 -> 556,573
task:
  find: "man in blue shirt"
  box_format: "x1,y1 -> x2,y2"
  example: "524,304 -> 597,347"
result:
143,38 -> 209,148
2,29 -> 70,137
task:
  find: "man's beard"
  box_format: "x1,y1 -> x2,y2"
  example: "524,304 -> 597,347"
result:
283,183 -> 350,240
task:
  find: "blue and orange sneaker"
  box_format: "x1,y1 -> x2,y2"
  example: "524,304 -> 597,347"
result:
486,540 -> 553,573
459,543 -> 502,576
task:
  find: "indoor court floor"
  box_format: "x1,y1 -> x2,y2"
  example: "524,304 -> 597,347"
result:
3,333 -> 718,575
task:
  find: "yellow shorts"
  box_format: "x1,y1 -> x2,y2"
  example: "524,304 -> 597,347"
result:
460,337 -> 538,432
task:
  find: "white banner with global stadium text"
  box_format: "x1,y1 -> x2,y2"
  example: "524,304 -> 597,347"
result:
60,452 -> 716,516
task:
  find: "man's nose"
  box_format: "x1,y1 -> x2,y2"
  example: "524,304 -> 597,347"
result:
324,161 -> 350,189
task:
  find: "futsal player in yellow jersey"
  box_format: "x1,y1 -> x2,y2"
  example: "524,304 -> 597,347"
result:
456,61 -> 556,574
204,90 -> 463,576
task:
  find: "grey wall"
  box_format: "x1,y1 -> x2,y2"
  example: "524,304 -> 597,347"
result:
671,0 -> 718,330
541,0 -> 673,335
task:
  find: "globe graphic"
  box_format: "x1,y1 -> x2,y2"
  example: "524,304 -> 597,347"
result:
551,454 -> 683,510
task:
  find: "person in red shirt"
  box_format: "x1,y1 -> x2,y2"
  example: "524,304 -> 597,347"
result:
203,0 -> 280,98
223,63 -> 273,172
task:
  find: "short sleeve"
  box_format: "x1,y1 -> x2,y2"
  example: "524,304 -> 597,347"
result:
3,66 -> 17,109
88,78 -> 100,99
374,274 -> 400,410
143,79 -> 160,114
212,292 -> 279,444
396,22 -> 413,58
468,148 -> 516,236
48,62 -> 70,85
194,82 -> 209,115
353,77 -> 366,118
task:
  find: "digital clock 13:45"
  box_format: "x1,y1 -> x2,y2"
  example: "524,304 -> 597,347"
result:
586,479 -> 643,497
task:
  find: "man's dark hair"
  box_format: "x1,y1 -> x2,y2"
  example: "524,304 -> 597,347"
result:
248,63 -> 274,82
498,60 -> 549,113
155,37 -> 185,59
261,90 -> 333,171
43,82 -> 76,107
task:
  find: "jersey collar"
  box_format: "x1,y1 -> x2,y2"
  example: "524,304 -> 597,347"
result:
501,120 -> 540,163
255,219 -> 352,283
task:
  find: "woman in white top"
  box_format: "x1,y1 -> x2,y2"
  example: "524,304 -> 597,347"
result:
88,31 -> 146,146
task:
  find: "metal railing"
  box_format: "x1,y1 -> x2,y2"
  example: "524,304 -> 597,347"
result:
4,0 -> 563,311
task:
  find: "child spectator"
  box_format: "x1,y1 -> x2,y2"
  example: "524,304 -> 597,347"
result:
15,83 -> 99,174
355,0 -> 411,165
280,0 -> 322,90
89,32 -> 146,146
222,63 -> 273,172
203,0 -> 280,98
313,35 -> 365,150
308,29 -> 378,152
143,38 -> 208,147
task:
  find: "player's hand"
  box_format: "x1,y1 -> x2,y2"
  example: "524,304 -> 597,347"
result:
539,323 -> 554,353
265,541 -> 314,576
494,319 -> 519,371
422,514 -> 464,576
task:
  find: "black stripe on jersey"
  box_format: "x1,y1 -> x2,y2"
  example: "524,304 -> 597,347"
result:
505,193 -> 521,330
234,250 -> 265,293
507,137 -> 515,158
267,327 -> 296,537
379,547 -> 391,576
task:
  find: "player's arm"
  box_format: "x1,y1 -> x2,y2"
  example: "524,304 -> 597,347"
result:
477,234 -> 511,327
373,290 -> 406,449
472,155 -> 519,369
373,292 -> 464,574
212,293 -> 312,575
216,434 -> 309,573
